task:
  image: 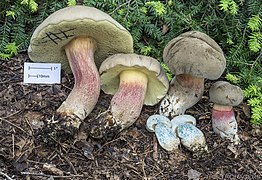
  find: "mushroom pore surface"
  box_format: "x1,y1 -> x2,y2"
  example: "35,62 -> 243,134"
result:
28,6 -> 134,72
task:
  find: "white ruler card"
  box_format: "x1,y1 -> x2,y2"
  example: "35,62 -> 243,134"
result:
23,62 -> 61,84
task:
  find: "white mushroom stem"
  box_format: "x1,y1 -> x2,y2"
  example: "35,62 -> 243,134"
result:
110,70 -> 148,129
159,74 -> 204,118
57,37 -> 100,126
212,104 -> 239,143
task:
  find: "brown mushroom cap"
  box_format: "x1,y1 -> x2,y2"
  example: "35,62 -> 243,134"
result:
28,5 -> 133,73
99,53 -> 169,105
163,31 -> 226,80
209,81 -> 243,106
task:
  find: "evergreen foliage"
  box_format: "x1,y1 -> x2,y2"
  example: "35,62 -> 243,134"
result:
0,0 -> 261,125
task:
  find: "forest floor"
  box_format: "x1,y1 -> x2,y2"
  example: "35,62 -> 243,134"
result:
0,55 -> 261,180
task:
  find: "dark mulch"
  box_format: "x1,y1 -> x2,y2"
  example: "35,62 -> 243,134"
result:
0,55 -> 261,180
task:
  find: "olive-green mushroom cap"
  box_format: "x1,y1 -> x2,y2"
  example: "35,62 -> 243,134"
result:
28,5 -> 133,73
209,81 -> 243,106
163,31 -> 226,80
99,53 -> 169,106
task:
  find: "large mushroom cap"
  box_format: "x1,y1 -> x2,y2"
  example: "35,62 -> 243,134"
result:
28,5 -> 133,73
99,53 -> 169,105
163,31 -> 226,80
209,81 -> 243,106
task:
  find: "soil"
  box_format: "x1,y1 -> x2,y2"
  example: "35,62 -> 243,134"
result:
0,55 -> 261,180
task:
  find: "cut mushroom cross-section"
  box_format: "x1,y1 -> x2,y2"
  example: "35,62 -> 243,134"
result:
90,53 -> 169,139
159,31 -> 226,119
28,6 -> 133,128
146,115 -> 180,151
171,115 -> 207,154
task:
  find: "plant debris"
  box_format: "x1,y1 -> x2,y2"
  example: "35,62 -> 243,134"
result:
0,55 -> 261,179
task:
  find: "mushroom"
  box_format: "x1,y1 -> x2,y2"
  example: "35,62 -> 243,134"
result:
159,31 -> 226,119
146,115 -> 180,151
170,114 -> 196,131
171,115 -> 207,153
28,6 -> 133,128
176,123 -> 208,153
91,53 -> 169,139
209,81 -> 243,143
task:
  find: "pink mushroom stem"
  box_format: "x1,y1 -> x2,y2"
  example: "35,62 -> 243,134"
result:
57,37 -> 100,126
211,104 -> 239,142
110,70 -> 148,129
160,74 -> 204,118
176,74 -> 204,93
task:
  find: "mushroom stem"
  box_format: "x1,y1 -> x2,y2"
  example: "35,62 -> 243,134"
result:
57,37 -> 100,127
110,70 -> 148,129
211,104 -> 239,143
160,74 -> 204,118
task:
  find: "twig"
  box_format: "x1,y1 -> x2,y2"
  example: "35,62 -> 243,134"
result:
141,157 -> 147,178
152,135 -> 158,161
12,133 -> 15,158
249,51 -> 262,76
21,172 -> 84,178
56,151 -> 77,175
109,0 -> 131,15
249,163 -> 262,177
0,76 -> 19,84
0,110 -> 26,133
0,171 -> 14,180
95,136 -> 123,153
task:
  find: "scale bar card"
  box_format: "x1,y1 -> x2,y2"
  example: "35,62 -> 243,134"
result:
23,62 -> 61,84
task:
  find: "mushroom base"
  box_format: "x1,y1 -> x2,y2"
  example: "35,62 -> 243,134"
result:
159,74 -> 204,119
57,37 -> 100,128
212,104 -> 239,144
90,70 -> 148,139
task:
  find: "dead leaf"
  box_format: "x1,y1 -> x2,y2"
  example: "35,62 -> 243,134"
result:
24,111 -> 44,129
227,144 -> 239,158
242,103 -> 251,118
162,24 -> 169,34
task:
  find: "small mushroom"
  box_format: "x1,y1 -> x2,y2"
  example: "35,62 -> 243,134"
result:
209,81 -> 243,143
171,115 -> 207,153
146,115 -> 180,151
91,53 -> 169,139
159,31 -> 226,118
28,6 -> 133,128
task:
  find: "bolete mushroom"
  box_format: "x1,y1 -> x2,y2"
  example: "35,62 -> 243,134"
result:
171,115 -> 207,153
146,115 -> 180,151
91,53 -> 169,139
159,31 -> 226,119
209,81 -> 243,143
28,6 -> 133,128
